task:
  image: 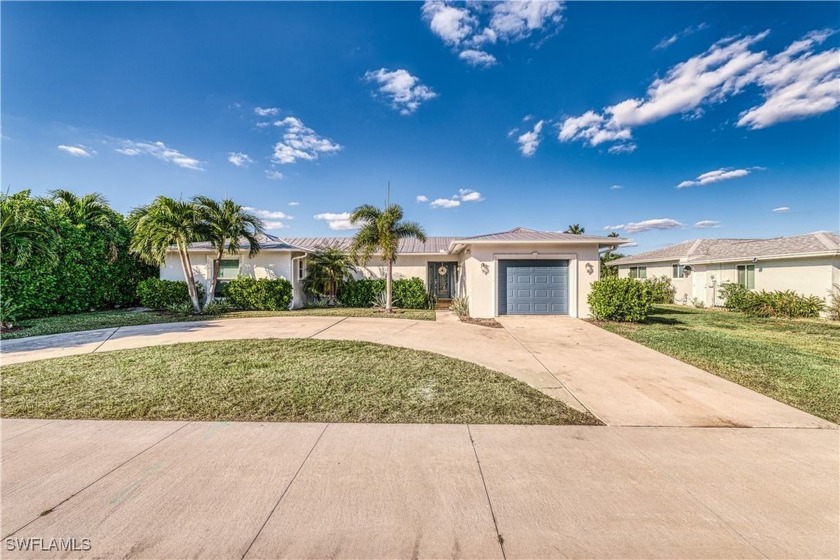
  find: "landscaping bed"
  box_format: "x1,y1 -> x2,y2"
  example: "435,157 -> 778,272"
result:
0,339 -> 597,425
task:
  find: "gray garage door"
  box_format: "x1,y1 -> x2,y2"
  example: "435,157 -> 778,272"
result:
498,260 -> 569,315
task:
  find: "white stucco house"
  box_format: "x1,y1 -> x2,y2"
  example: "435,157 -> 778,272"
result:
161,227 -> 629,318
611,233 -> 840,308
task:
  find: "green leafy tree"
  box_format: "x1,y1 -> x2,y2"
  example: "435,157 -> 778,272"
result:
193,196 -> 264,308
302,246 -> 357,305
350,203 -> 426,313
0,190 -> 58,266
565,224 -> 585,234
128,196 -> 202,312
600,231 -> 624,278
50,190 -> 113,230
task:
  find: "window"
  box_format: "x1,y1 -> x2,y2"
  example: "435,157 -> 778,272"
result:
672,264 -> 685,278
737,264 -> 755,289
215,259 -> 239,297
297,259 -> 306,281
629,266 -> 647,279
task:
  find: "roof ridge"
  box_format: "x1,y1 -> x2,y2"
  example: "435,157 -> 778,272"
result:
685,238 -> 705,256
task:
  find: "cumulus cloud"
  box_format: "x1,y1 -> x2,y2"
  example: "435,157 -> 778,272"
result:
314,212 -> 357,231
255,107 -> 280,117
772,206 -> 790,213
430,198 -> 461,208
115,140 -> 204,170
265,170 -> 285,181
458,188 -> 484,202
244,206 -> 292,230
57,144 -> 96,157
695,220 -> 721,228
364,68 -> 438,115
605,218 -> 684,234
416,195 -> 429,202
428,189 -> 484,208
422,1 -> 564,67
559,30 -> 839,151
271,117 -> 341,164
228,152 -> 253,167
676,167 -> 757,188
517,120 -> 544,156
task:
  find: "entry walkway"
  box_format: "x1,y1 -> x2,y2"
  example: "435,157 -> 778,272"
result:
1,313 -> 834,428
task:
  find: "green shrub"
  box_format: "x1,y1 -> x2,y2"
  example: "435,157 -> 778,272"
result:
371,290 -> 388,309
587,277 -> 654,322
692,298 -> 706,309
392,277 -> 430,309
1,299 -> 22,329
203,299 -> 234,315
449,296 -> 469,317
337,277 -> 433,309
829,284 -> 840,321
337,279 -> 386,308
741,290 -> 823,319
719,282 -> 750,310
642,275 -> 675,304
224,277 -> 292,311
137,278 -> 204,310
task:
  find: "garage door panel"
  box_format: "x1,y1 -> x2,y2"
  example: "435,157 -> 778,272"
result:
499,259 -> 568,316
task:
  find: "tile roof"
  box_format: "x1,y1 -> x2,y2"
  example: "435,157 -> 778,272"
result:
611,233 -> 840,266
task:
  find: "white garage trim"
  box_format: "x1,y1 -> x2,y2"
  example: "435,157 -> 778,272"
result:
493,253 -> 579,318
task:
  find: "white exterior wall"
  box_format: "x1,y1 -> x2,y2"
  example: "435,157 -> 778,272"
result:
617,261 -> 692,304
460,243 -> 601,319
353,255 -> 457,285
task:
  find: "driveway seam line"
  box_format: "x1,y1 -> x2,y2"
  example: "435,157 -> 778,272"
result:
500,324 -> 600,422
1,420 -> 192,540
91,327 -> 120,354
306,317 -> 349,339
613,428 -> 771,559
241,423 -> 330,560
1,420 -> 58,443
467,425 -> 507,560
375,320 -> 420,342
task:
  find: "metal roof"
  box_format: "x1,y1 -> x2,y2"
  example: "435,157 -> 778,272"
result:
283,236 -> 455,254
455,226 -> 617,243
611,233 -> 840,266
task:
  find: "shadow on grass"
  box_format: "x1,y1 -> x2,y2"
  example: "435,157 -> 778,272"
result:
642,316 -> 685,326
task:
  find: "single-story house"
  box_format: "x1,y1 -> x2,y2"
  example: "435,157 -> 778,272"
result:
610,232 -> 840,307
162,227 -> 629,318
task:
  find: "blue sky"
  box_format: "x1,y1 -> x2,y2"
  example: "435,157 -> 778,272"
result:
2,1 -> 838,253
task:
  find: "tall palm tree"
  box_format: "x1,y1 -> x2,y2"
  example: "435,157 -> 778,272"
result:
127,196 -> 202,312
0,190 -> 58,266
50,190 -> 112,230
193,196 -> 265,307
302,246 -> 356,305
350,203 -> 426,313
565,224 -> 585,234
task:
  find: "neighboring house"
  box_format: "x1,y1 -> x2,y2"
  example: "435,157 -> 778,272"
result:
611,233 -> 840,307
161,227 -> 628,318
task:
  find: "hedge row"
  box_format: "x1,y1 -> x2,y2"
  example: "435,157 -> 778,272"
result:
720,283 -> 824,318
336,277 -> 431,309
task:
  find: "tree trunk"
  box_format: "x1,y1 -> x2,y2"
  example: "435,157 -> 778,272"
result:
177,241 -> 201,312
205,249 -> 223,309
386,260 -> 393,313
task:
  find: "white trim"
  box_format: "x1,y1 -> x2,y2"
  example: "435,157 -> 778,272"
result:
492,252 -> 578,318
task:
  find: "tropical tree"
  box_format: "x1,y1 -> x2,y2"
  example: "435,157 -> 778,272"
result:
302,246 -> 357,305
193,196 -> 265,308
50,190 -> 113,230
600,232 -> 624,278
0,190 -> 58,266
349,203 -> 426,313
128,196 -> 202,312
565,224 -> 585,234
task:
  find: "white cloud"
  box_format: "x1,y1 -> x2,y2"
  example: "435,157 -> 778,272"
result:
244,206 -> 292,230
608,143 -> 637,154
654,23 -> 709,50
772,206 -> 790,213
255,107 -> 280,117
115,140 -> 204,170
314,212 -> 357,231
695,220 -> 721,228
288,201 -> 300,206
228,152 -> 253,167
422,1 -> 564,66
459,49 -> 497,67
416,195 -> 429,202
559,30 -> 840,151
57,144 -> 96,157
265,170 -> 285,181
517,119 -> 544,156
364,68 -> 438,115
271,116 -> 342,164
677,167 -> 755,188
605,218 -> 684,234
430,198 -> 461,208
522,114 -> 534,122
610,185 -> 623,190
458,188 -> 484,202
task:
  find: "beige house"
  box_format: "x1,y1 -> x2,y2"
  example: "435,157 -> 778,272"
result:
611,233 -> 840,308
161,227 -> 628,318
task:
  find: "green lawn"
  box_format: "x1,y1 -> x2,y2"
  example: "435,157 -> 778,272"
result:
597,305 -> 840,423
0,339 -> 597,425
1,307 -> 436,340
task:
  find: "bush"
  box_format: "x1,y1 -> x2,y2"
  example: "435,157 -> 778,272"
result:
224,277 -> 293,311
719,282 -> 750,310
449,296 -> 469,317
829,284 -> 840,321
337,277 -> 433,309
392,277 -> 431,309
642,275 -> 675,304
588,277 -> 654,322
203,299 -> 234,315
137,278 -> 204,310
337,279 -> 385,308
1,299 -> 21,329
720,283 -> 823,318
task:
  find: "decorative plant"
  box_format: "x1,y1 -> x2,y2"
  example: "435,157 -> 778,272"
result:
302,246 -> 357,305
449,296 -> 470,317
1,299 -> 21,330
371,290 -> 389,310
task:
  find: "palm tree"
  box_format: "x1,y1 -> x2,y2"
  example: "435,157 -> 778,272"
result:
350,203 -> 426,313
302,246 -> 356,305
127,196 -> 202,312
601,232 -> 624,278
50,190 -> 112,230
0,190 -> 58,266
565,224 -> 585,234
193,196 -> 265,307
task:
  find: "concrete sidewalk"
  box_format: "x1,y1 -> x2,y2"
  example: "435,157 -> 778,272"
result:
1,419 -> 838,559
1,314 -> 833,428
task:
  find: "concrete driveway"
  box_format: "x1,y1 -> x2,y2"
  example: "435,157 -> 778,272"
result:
1,313 -> 832,428
1,419 -> 837,559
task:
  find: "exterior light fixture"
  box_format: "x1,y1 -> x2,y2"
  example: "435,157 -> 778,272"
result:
585,263 -> 594,274
481,263 -> 490,274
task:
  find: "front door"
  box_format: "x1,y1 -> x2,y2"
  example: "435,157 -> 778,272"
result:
429,262 -> 453,299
